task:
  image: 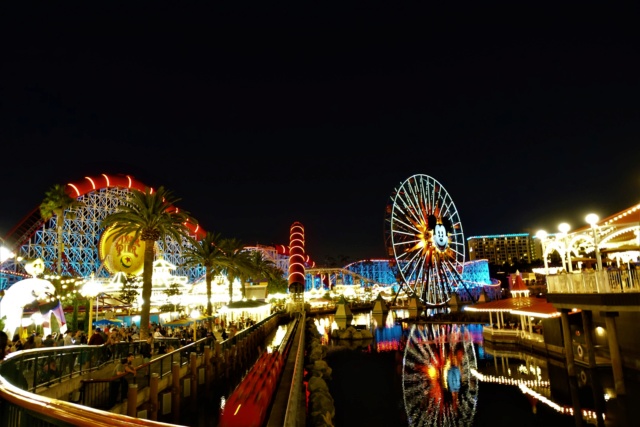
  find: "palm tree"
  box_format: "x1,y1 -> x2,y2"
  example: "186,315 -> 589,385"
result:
182,231 -> 227,320
40,184 -> 85,331
101,186 -> 197,340
246,250 -> 281,294
217,238 -> 252,303
39,184 -> 85,280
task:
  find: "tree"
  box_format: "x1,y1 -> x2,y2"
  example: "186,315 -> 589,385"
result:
266,272 -> 289,295
182,231 -> 227,320
246,250 -> 280,294
117,275 -> 140,316
40,184 -> 85,329
39,184 -> 85,282
217,238 -> 252,303
101,186 -> 196,340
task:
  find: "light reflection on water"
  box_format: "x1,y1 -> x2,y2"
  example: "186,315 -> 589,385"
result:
314,310 -> 634,427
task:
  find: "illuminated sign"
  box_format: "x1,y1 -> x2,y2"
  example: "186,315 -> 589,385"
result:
99,226 -> 147,276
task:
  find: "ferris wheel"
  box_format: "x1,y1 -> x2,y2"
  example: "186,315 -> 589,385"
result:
402,323 -> 479,426
385,174 -> 466,306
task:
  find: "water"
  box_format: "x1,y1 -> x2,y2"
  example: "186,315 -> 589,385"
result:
313,311 -> 636,427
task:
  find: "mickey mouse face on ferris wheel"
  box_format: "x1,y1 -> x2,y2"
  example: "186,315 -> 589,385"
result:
428,215 -> 451,252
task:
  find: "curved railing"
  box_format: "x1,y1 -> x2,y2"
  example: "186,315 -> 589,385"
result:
0,337 -> 201,427
1,313 -> 284,426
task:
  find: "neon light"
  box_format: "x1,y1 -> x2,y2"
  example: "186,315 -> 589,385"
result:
127,175 -> 133,188
67,183 -> 80,197
102,173 -> 110,187
85,176 -> 96,190
466,233 -> 529,240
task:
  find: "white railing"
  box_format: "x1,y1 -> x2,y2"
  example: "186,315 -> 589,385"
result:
546,269 -> 640,294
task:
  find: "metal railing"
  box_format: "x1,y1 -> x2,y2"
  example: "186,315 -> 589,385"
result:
79,337 -> 212,409
0,314 -> 282,426
546,268 -> 639,294
282,312 -> 305,427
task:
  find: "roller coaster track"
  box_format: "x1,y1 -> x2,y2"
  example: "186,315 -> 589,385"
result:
306,267 -> 376,286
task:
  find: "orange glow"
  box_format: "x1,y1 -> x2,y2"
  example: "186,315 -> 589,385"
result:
428,365 -> 438,378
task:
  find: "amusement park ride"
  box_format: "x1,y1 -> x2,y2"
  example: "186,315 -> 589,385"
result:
384,174 -> 477,306
0,172 -> 496,337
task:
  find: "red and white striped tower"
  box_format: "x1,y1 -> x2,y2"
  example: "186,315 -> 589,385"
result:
288,222 -> 306,307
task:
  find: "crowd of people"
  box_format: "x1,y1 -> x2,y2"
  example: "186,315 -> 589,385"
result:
0,316 -> 252,394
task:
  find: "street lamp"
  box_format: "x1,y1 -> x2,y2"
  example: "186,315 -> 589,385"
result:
82,275 -> 101,338
535,230 -> 549,274
558,222 -> 573,272
0,245 -> 14,263
586,213 -> 603,272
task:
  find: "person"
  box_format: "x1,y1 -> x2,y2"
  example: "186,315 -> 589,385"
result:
140,336 -> 153,362
34,332 -> 43,348
0,331 -> 28,390
22,334 -> 36,350
76,330 -> 87,345
157,342 -> 167,355
63,330 -> 75,346
110,353 -> 136,404
88,328 -> 105,345
39,358 -> 61,384
42,334 -> 55,347
11,334 -> 24,352
221,329 -> 229,340
0,331 -> 9,358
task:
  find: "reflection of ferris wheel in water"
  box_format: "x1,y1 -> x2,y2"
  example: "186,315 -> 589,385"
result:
402,323 -> 479,426
385,174 -> 468,306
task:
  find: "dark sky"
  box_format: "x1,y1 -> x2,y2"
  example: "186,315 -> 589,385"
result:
1,3 -> 639,264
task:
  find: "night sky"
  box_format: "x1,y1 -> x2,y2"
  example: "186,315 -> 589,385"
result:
1,3 -> 639,264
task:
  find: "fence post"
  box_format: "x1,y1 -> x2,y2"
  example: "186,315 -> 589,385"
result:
127,383 -> 138,417
172,362 -> 181,424
149,373 -> 159,421
190,352 -> 198,404
204,346 -> 212,392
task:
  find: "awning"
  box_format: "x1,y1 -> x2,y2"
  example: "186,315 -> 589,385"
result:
93,318 -> 123,326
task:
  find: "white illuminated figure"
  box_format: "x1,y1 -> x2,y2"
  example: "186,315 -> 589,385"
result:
433,222 -> 449,251
0,258 -> 57,337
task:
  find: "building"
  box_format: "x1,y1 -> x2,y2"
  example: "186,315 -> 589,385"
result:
467,233 -> 538,265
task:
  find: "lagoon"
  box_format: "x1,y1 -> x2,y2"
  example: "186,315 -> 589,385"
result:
313,311 -> 635,427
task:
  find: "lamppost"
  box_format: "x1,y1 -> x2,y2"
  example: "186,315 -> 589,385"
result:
82,275 -> 101,338
585,213 -> 603,272
535,230 -> 549,274
558,222 -> 573,272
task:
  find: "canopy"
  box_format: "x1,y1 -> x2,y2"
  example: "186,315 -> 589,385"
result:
162,318 -> 195,327
161,315 -> 214,328
93,318 -> 123,326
